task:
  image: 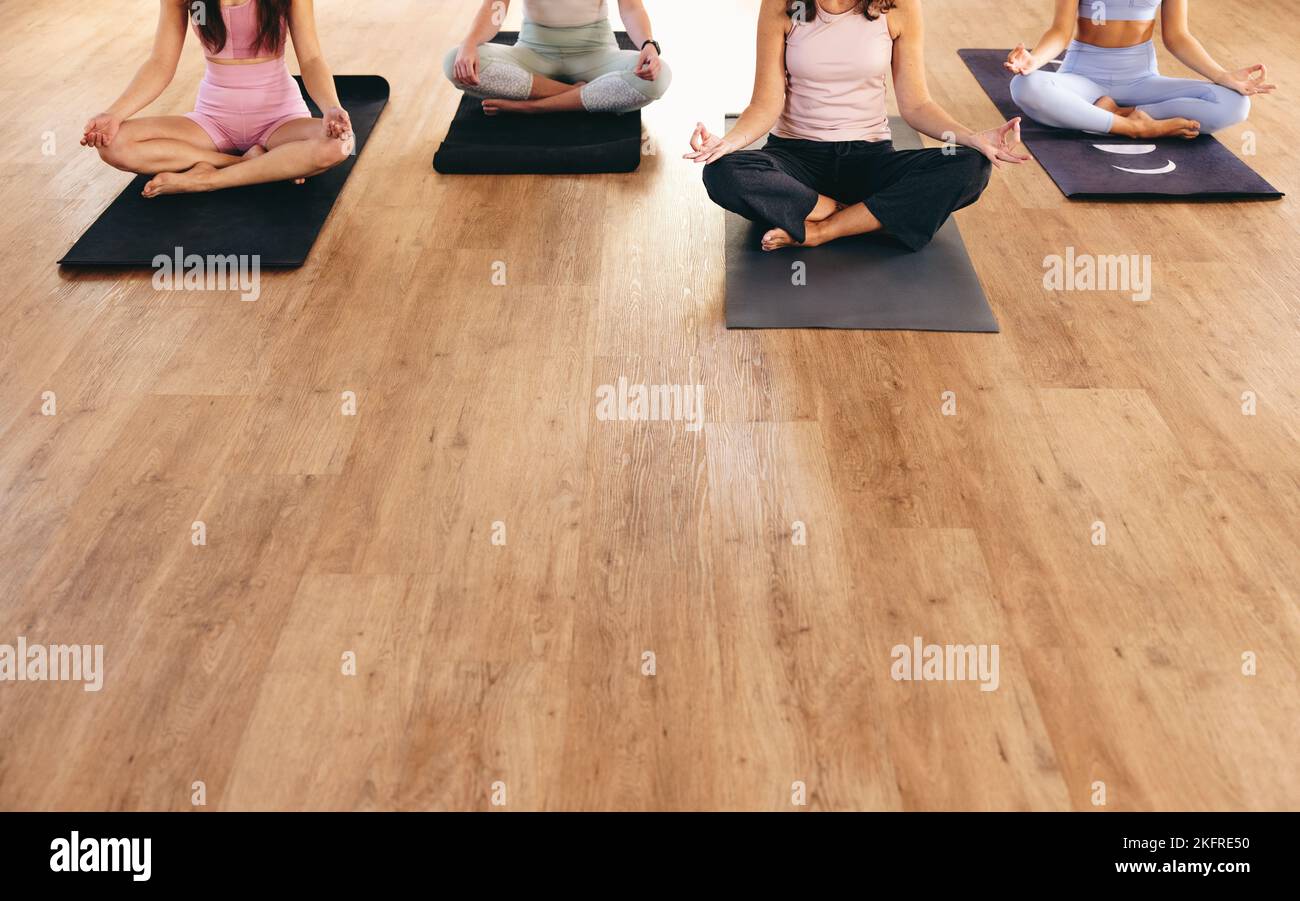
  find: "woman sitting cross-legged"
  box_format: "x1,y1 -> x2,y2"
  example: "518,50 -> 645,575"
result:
1006,0 -> 1273,139
444,0 -> 671,115
81,0 -> 354,197
686,0 -> 1026,252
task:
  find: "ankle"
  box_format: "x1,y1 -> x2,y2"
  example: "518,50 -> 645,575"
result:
193,166 -> 219,189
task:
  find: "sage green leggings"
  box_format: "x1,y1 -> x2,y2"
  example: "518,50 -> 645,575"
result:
443,19 -> 671,114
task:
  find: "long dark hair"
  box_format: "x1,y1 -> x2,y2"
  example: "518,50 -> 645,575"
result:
787,0 -> 896,22
190,0 -> 292,55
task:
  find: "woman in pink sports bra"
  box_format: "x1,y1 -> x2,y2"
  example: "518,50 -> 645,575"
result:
81,0 -> 353,197
686,0 -> 1027,252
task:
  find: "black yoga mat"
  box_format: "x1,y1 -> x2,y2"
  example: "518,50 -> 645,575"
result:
958,49 -> 1282,200
723,116 -> 998,333
433,32 -> 642,175
58,75 -> 389,268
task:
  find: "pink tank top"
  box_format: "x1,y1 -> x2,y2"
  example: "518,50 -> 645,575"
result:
194,0 -> 287,60
773,4 -> 893,143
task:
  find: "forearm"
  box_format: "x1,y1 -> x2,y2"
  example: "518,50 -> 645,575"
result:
728,102 -> 783,150
901,100 -> 975,145
1164,34 -> 1228,82
619,2 -> 654,49
299,57 -> 341,112
461,3 -> 504,48
104,59 -> 176,119
1027,28 -> 1071,69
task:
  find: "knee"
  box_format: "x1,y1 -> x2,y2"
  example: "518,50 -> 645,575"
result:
938,149 -> 992,204
1009,72 -> 1049,114
644,60 -> 672,101
1208,87 -> 1251,131
312,135 -> 352,171
96,139 -> 134,172
701,155 -> 741,201
443,46 -> 468,88
959,149 -> 993,191
581,71 -> 661,114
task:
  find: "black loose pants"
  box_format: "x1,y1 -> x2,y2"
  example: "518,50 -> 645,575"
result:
703,135 -> 992,251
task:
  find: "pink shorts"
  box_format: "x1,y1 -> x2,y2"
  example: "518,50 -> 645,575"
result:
185,58 -> 312,154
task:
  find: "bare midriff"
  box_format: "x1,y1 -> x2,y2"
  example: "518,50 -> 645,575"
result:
1076,18 -> 1156,48
206,54 -> 279,65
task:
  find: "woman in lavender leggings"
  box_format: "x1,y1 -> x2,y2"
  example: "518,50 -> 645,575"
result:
1007,0 -> 1275,138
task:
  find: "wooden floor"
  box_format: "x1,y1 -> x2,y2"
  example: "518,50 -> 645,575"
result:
1,0 -> 1297,811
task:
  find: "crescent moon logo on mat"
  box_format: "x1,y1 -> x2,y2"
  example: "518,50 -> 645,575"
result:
1092,144 -> 1158,155
1090,144 -> 1176,175
1112,160 -> 1177,174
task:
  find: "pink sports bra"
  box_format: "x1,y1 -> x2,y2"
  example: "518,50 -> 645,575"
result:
194,0 -> 287,60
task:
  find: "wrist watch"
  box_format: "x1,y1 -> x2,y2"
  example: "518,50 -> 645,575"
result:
641,39 -> 662,56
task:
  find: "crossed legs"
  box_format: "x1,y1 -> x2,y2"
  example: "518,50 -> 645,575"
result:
443,43 -> 671,115
765,197 -> 881,251
94,116 -> 243,175
141,117 -> 353,196
1010,70 -> 1247,138
703,143 -> 993,253
93,114 -> 351,197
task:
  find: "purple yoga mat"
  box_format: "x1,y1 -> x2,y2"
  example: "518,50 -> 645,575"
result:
958,49 -> 1282,201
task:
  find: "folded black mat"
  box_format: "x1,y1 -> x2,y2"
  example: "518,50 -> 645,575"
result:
58,75 -> 389,268
723,117 -> 998,332
433,32 -> 642,176
958,49 -> 1282,200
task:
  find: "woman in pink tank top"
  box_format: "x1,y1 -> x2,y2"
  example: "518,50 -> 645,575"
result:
81,0 -> 354,197
686,0 -> 1028,252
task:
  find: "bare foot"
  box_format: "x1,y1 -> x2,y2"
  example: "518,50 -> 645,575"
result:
1114,109 -> 1201,139
243,144 -> 305,183
142,162 -> 219,198
807,196 -> 845,223
1094,96 -> 1136,116
483,82 -> 585,116
761,228 -> 797,251
761,221 -> 826,251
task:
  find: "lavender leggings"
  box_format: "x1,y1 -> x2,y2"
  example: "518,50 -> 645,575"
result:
1010,40 -> 1250,134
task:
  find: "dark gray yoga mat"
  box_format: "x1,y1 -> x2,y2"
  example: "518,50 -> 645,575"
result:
723,116 -> 998,332
959,49 -> 1282,201
59,75 -> 389,268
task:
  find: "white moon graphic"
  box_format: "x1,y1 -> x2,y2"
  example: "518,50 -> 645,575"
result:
1092,144 -> 1157,154
1113,160 -> 1177,174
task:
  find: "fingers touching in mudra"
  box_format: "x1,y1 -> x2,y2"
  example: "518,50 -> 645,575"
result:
684,122 -> 740,164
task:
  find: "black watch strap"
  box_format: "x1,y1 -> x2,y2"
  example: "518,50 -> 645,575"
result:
641,39 -> 662,56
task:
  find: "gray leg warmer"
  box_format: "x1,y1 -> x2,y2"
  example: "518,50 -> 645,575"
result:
468,62 -> 533,100
442,46 -> 533,100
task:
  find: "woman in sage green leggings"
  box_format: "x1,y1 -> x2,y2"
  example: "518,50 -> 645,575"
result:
444,0 -> 671,115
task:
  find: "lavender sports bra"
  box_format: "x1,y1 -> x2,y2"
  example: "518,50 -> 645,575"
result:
1078,1 -> 1161,22
193,0 -> 287,60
